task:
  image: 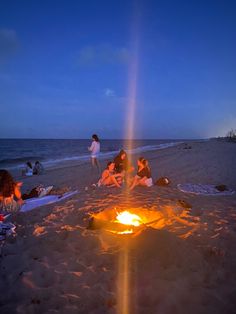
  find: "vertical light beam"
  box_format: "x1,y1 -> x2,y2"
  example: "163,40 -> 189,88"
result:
117,4 -> 141,314
124,5 -> 140,153
117,247 -> 130,314
125,43 -> 139,149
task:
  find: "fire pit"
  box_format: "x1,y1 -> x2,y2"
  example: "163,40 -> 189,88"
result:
88,207 -> 165,235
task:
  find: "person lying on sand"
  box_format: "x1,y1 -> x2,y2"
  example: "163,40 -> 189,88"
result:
113,149 -> 134,177
0,170 -> 54,214
129,157 -> 153,190
98,162 -> 123,188
22,185 -> 53,200
0,169 -> 24,213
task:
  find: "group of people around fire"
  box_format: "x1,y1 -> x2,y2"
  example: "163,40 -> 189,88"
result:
0,134 -> 153,213
89,134 -> 153,190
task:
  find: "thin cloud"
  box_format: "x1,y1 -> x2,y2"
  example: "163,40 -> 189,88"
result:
0,28 -> 19,62
76,44 -> 130,66
104,88 -> 115,97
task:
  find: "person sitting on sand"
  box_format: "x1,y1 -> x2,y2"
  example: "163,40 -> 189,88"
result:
129,157 -> 153,190
113,149 -> 134,175
0,169 -> 24,212
33,161 -> 44,175
22,161 -> 33,176
98,162 -> 123,188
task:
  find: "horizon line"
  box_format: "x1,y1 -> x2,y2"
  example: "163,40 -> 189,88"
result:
0,137 -> 208,141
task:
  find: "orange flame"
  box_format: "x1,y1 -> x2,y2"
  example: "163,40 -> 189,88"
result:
115,211 -> 142,226
113,211 -> 143,234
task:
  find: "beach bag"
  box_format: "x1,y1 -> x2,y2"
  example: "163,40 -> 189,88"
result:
155,177 -> 171,186
215,185 -> 228,192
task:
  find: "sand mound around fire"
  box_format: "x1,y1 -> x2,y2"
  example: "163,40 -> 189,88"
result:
89,207 -> 175,235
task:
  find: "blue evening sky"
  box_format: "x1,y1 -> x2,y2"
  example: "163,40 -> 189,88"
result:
0,0 -> 235,139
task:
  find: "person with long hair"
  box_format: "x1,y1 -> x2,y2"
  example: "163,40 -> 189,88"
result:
33,161 -> 44,175
129,157 -> 153,190
113,149 -> 134,174
0,169 -> 24,212
88,134 -> 101,172
98,162 -> 123,188
22,161 -> 33,176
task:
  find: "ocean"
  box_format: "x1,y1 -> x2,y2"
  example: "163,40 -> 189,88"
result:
0,139 -> 183,171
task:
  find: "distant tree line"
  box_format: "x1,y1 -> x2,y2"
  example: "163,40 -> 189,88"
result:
226,129 -> 236,141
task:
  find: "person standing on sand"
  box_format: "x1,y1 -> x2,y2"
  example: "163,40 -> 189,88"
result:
88,134 -> 101,173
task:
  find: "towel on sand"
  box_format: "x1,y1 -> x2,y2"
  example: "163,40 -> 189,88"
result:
20,190 -> 78,212
177,184 -> 235,196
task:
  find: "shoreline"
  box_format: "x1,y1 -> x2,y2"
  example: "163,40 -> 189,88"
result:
16,139 -> 236,192
2,139 -> 194,173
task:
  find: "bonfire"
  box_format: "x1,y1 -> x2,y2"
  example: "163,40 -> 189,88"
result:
88,207 -> 165,235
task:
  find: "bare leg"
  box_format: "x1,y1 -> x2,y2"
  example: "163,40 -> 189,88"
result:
113,173 -> 123,185
138,177 -> 147,186
111,175 -> 121,188
91,158 -> 98,172
129,176 -> 140,190
129,176 -> 148,190
102,175 -> 121,188
91,158 -> 95,175
91,157 -> 101,173
126,176 -> 133,186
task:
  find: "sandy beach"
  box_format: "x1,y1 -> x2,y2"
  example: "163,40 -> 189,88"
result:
1,139 -> 236,314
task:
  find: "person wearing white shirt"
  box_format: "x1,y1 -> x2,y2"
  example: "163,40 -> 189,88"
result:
88,134 -> 101,172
